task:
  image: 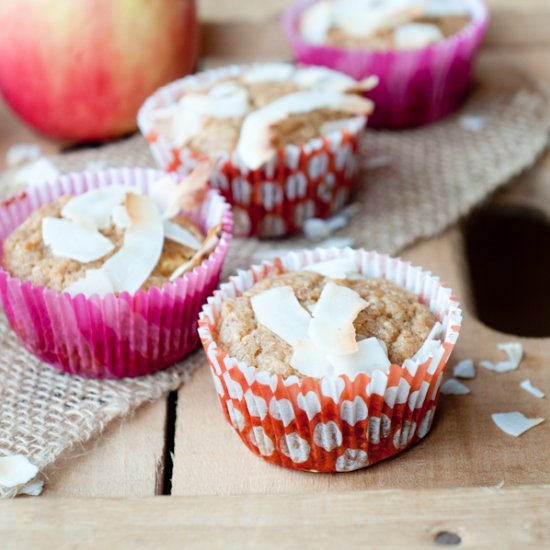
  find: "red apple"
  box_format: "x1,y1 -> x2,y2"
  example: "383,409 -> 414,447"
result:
0,0 -> 198,141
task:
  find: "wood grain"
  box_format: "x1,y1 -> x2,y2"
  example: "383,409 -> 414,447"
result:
2,485 -> 550,548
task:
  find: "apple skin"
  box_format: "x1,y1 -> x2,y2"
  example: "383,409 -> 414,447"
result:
0,0 -> 198,141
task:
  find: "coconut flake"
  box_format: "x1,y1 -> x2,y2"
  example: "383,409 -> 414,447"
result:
441,378 -> 470,395
291,339 -> 333,377
491,412 -> 544,437
170,84 -> 249,146
520,380 -> 545,399
19,478 -> 44,496
328,337 -> 391,376
299,0 -> 334,44
112,204 -> 130,229
0,455 -> 39,488
453,359 -> 476,379
64,268 -> 114,298
61,186 -> 128,230
6,143 -> 42,168
460,115 -> 486,132
394,22 -> 444,49
251,286 -> 311,347
236,91 -> 374,169
101,193 -> 164,294
42,217 -> 114,263
14,157 -> 60,188
163,220 -> 201,249
426,0 -> 469,17
150,164 -> 211,220
305,258 -> 359,279
168,224 -> 220,281
309,282 -> 368,356
479,342 -> 524,373
242,63 -> 295,84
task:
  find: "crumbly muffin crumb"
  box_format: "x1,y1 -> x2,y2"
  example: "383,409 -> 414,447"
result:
217,271 -> 437,377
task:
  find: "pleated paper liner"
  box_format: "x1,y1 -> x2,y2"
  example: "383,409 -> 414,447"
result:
0,168 -> 233,379
283,0 -> 489,129
137,64 -> 367,238
199,247 -> 462,472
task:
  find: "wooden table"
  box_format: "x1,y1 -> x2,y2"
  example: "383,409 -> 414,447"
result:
1,1 -> 550,547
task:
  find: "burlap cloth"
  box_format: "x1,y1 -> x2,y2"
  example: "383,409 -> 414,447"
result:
1,64 -> 549,498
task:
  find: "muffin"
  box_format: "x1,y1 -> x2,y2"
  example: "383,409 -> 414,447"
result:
283,0 -> 489,128
199,249 -> 462,472
0,168 -> 233,378
138,63 -> 377,237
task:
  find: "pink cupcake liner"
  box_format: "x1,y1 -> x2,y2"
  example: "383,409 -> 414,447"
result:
283,0 -> 489,129
137,64 -> 367,238
0,168 -> 233,379
198,248 -> 462,472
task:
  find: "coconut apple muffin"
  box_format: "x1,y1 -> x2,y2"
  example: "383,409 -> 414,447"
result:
148,63 -> 376,170
217,259 -> 437,378
300,0 -> 471,50
2,166 -> 221,296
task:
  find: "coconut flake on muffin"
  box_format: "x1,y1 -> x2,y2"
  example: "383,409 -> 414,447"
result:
2,165 -> 221,297
147,64 -> 375,170
217,258 -> 441,378
299,0 -> 471,50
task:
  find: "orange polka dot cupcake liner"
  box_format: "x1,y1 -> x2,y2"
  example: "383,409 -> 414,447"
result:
138,64 -> 367,238
198,248 -> 462,472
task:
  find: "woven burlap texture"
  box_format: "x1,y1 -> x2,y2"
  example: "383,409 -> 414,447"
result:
1,68 -> 549,498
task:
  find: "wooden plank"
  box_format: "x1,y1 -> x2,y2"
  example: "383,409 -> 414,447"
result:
42,400 -> 168,498
2,485 -> 550,548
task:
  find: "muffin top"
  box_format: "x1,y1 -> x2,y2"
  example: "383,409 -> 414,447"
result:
2,166 -> 221,297
149,63 -> 376,170
217,259 -> 439,378
300,0 -> 471,50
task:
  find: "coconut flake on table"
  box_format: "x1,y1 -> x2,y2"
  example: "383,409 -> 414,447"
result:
251,286 -> 311,347
303,205 -> 356,242
453,358 -> 476,379
520,379 -> 545,399
19,478 -> 44,497
5,143 -> 42,168
394,22 -> 444,49
0,454 -> 39,488
236,91 -> 374,170
491,412 -> 544,437
460,115 -> 486,132
479,342 -> 524,373
42,217 -> 115,263
61,186 -> 129,230
14,157 -> 60,189
441,378 -> 471,395
309,281 -> 368,356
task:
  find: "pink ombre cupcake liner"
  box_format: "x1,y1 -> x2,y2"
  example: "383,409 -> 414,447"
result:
137,64 -> 367,238
283,0 -> 489,129
199,248 -> 462,472
0,168 -> 233,379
